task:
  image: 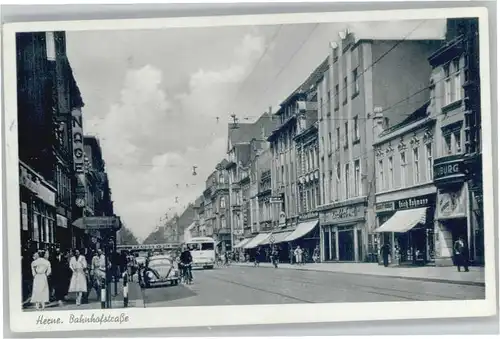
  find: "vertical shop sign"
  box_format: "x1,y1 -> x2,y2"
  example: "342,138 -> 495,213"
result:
71,108 -> 85,174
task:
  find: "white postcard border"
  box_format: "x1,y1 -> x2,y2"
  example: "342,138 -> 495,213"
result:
3,7 -> 496,333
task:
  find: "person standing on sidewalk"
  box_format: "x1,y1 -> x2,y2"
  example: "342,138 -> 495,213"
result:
453,237 -> 470,272
51,248 -> 69,307
294,246 -> 303,266
31,250 -> 51,310
254,248 -> 261,267
313,245 -> 320,263
380,242 -> 391,267
68,249 -> 88,306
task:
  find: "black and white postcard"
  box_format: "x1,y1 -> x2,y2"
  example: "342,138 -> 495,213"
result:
2,6 -> 496,333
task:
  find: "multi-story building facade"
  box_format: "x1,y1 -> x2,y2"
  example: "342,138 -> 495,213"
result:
83,136 -> 116,249
226,112 -> 275,249
263,62 -> 325,260
253,146 -> 273,233
317,31 -> 442,262
202,160 -> 230,250
17,31 -> 84,253
192,195 -> 205,238
373,102 -> 437,266
428,18 -> 483,266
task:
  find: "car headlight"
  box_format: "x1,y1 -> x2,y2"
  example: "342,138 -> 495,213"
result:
147,271 -> 156,281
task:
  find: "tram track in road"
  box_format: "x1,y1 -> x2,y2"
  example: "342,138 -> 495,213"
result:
260,273 -> 464,301
206,271 -> 423,303
215,267 -> 470,302
206,275 -> 316,303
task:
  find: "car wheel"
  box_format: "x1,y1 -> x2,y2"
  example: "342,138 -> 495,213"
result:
207,265 -> 214,269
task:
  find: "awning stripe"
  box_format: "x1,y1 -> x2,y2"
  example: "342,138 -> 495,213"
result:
285,220 -> 319,242
244,233 -> 270,249
260,231 -> 293,245
374,207 -> 428,233
233,238 -> 252,249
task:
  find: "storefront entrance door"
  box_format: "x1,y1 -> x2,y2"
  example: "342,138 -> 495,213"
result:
338,228 -> 354,261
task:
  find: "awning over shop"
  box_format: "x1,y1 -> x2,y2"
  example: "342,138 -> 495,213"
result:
285,220 -> 319,242
233,238 -> 252,249
260,231 -> 294,245
374,208 -> 427,233
244,233 -> 271,249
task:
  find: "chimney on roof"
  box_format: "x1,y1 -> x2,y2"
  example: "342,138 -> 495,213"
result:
372,106 -> 385,139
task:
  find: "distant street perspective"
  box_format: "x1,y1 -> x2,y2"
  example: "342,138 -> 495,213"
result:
17,16 -> 486,312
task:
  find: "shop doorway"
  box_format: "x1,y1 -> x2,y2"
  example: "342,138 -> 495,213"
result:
338,227 -> 354,261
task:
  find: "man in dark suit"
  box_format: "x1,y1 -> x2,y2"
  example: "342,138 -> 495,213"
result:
453,237 -> 470,272
51,248 -> 70,306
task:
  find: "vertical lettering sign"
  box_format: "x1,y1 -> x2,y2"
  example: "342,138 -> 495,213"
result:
71,108 -> 84,174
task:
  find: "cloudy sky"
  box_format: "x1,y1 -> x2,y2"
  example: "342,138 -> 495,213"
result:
66,19 -> 445,241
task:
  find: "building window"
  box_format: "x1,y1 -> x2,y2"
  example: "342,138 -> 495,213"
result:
454,130 -> 462,153
321,173 -> 326,204
344,122 -> 349,148
400,151 -> 407,188
353,115 -> 360,142
336,162 -> 341,201
344,163 -> 350,198
327,90 -> 331,115
354,159 -> 361,196
413,147 -> 420,184
378,159 -> 384,191
220,197 -> 226,209
336,127 -> 340,150
45,32 -> 56,61
343,77 -> 348,103
453,58 -> 462,102
334,84 -> 339,109
444,134 -> 452,154
426,143 -> 433,181
388,156 -> 394,189
328,132 -> 332,153
316,185 -> 321,208
352,67 -> 359,95
328,170 -> 333,202
444,63 -> 452,105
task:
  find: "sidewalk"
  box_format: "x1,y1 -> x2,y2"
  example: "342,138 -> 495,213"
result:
233,262 -> 485,286
23,280 -> 144,311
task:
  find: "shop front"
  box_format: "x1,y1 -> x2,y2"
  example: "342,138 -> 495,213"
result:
284,212 -> 320,263
434,185 -> 469,266
374,193 -> 436,266
433,154 -> 475,266
19,161 -> 57,252
319,203 -> 366,262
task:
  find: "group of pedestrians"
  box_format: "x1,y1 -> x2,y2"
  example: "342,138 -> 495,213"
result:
23,247 -> 113,310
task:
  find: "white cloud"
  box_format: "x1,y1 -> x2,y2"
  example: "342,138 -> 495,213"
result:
83,33 -> 264,240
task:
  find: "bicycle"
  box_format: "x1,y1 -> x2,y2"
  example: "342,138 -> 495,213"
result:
180,263 -> 193,284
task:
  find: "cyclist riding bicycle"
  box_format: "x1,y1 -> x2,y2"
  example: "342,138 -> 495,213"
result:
179,246 -> 193,284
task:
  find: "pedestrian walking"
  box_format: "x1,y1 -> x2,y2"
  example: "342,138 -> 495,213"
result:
380,242 -> 391,267
51,248 -> 69,307
453,237 -> 470,272
31,250 -> 51,310
289,247 -> 294,265
68,249 -> 88,306
294,246 -> 303,265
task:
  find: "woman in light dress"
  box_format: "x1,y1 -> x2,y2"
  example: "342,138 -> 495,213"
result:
31,250 -> 52,310
68,249 -> 87,306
